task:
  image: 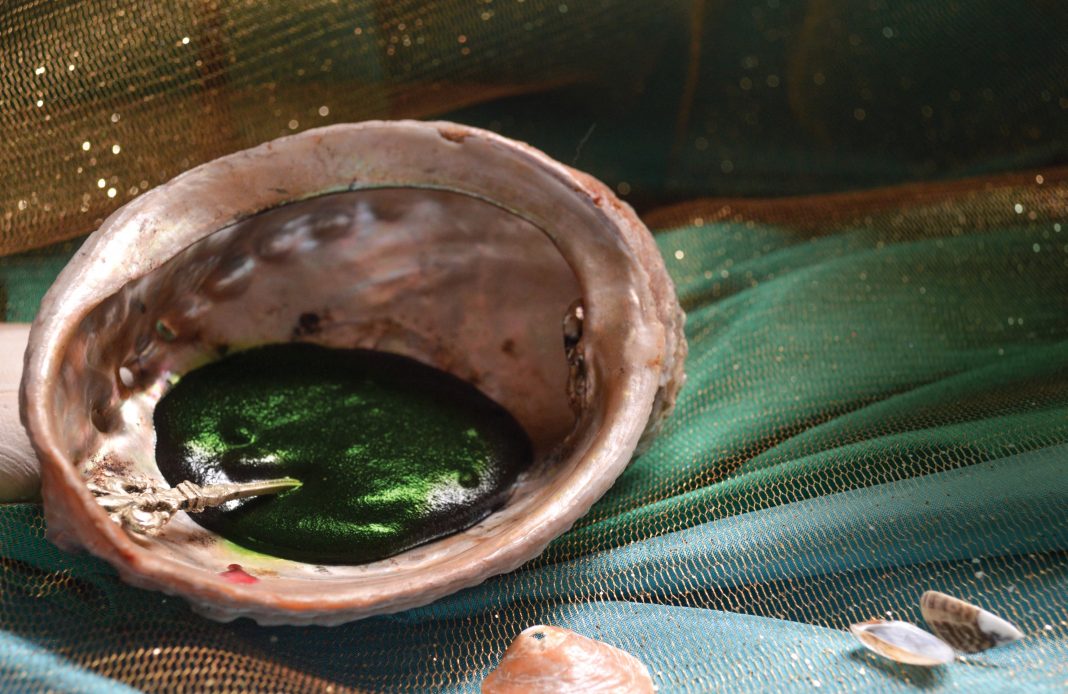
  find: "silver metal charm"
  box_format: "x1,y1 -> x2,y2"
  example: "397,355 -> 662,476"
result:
87,469 -> 300,535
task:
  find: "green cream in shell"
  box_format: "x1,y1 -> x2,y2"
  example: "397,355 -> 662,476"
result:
154,343 -> 533,564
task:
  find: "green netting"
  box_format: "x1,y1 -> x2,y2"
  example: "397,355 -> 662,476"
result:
1,1 -> 1066,692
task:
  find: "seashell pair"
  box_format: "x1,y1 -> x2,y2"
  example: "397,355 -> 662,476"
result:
5,121 -> 687,624
851,590 -> 1024,666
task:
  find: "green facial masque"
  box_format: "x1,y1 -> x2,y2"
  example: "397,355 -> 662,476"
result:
154,343 -> 533,564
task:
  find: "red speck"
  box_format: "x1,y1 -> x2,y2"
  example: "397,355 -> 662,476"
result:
219,563 -> 258,584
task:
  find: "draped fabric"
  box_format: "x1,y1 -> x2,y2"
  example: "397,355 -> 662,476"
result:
1,1 -> 1066,691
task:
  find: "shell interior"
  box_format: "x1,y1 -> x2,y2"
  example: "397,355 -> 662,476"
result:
53,187 -> 587,582
849,620 -> 955,667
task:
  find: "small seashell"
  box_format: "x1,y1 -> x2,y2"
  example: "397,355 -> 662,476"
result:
482,625 -> 655,694
850,619 -> 955,667
920,590 -> 1024,653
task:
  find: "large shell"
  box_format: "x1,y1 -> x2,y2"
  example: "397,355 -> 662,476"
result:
20,121 -> 686,625
482,625 -> 655,693
920,590 -> 1024,653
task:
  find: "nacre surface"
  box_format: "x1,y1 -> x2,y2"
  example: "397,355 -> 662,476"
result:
850,619 -> 955,667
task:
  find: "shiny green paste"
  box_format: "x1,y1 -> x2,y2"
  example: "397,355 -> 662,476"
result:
154,343 -> 532,564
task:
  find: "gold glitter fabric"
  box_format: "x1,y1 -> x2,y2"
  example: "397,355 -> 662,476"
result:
1,2 -> 1067,692
2,0 -> 1065,254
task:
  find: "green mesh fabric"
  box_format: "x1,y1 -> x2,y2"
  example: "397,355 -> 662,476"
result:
1,1 -> 1067,692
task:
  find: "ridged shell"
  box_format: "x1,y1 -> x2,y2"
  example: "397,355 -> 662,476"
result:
920,590 -> 1023,653
482,625 -> 655,693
